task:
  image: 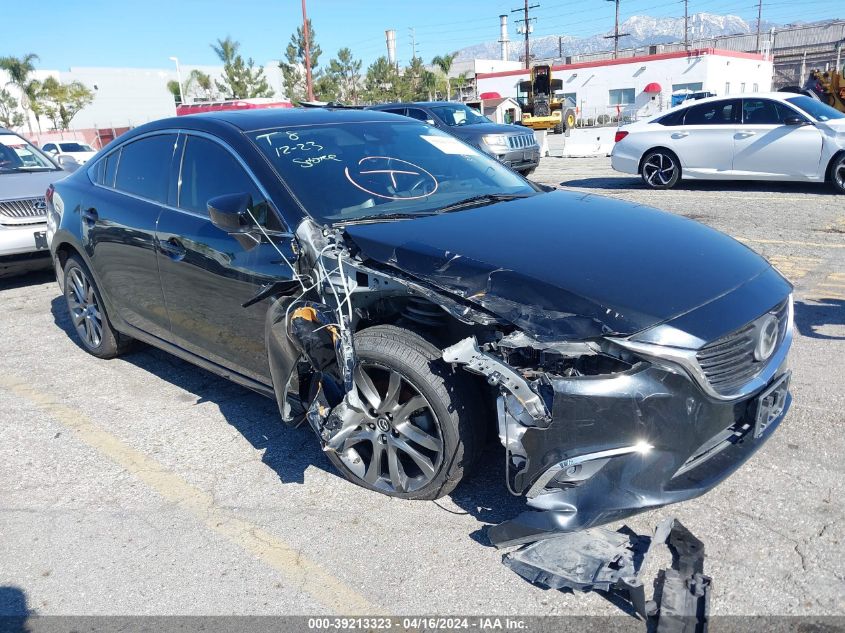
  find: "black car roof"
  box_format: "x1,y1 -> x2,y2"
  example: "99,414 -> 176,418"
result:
142,107 -> 404,134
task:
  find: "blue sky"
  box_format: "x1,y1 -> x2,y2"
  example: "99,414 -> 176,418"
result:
4,0 -> 843,71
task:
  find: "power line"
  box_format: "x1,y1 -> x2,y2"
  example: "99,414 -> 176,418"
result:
512,1 -> 540,68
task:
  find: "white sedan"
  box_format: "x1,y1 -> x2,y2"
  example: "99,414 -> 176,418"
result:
611,93 -> 845,193
41,140 -> 97,165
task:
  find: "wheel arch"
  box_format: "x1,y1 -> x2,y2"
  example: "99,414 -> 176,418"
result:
825,149 -> 845,183
638,146 -> 682,176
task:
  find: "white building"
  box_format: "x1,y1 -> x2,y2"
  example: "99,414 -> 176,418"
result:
475,48 -> 774,122
1,62 -> 285,132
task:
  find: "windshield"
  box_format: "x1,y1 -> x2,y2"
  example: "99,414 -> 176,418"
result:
250,120 -> 535,224
429,104 -> 491,127
0,135 -> 59,172
59,142 -> 94,152
787,96 -> 845,122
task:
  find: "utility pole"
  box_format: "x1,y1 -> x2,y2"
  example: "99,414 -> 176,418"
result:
755,0 -> 763,53
512,0 -> 539,69
683,0 -> 689,51
301,0 -> 314,101
604,0 -> 629,59
409,27 -> 418,62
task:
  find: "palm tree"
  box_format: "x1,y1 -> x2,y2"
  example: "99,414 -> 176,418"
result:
431,52 -> 457,101
0,53 -> 40,134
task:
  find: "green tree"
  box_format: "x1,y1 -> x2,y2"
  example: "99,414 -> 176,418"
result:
38,77 -> 94,130
452,71 -> 472,101
0,88 -> 25,129
431,52 -> 458,100
362,56 -> 402,103
280,19 -> 323,102
324,47 -> 362,104
185,69 -> 214,100
211,36 -> 274,99
166,80 -> 182,104
0,53 -> 39,134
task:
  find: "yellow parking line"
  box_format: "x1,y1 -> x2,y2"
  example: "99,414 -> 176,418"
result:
767,255 -> 822,281
0,374 -> 383,616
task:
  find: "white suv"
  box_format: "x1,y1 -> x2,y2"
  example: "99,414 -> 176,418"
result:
0,128 -> 68,277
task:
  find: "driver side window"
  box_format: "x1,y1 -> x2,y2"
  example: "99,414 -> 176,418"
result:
178,135 -> 282,230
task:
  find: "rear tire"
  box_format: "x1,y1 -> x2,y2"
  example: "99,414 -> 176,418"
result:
641,149 -> 681,189
830,153 -> 845,194
62,254 -> 132,358
324,325 -> 484,500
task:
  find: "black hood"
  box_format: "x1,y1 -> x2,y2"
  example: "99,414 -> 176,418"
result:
344,191 -> 777,340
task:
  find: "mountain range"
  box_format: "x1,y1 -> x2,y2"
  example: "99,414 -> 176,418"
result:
454,12 -> 775,61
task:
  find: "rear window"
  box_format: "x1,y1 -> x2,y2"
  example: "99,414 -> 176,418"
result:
652,109 -> 686,126
113,134 -> 177,203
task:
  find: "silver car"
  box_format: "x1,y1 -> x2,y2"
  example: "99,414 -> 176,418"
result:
0,127 -> 71,277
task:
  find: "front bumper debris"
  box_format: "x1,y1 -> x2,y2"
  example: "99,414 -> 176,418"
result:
503,517 -> 711,631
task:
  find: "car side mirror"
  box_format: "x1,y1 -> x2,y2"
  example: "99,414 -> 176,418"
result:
207,192 -> 260,251
784,116 -> 809,126
56,154 -> 80,172
425,119 -> 436,125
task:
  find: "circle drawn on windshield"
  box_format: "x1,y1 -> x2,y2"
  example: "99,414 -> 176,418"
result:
344,156 -> 439,200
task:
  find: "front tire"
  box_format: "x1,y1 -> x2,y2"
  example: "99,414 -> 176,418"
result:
830,153 -> 845,194
62,254 -> 131,358
641,149 -> 681,189
325,325 -> 483,500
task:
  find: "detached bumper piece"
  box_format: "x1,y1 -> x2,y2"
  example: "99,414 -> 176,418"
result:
502,518 -> 711,632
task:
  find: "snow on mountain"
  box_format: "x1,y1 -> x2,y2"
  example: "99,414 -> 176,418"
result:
454,12 -> 764,62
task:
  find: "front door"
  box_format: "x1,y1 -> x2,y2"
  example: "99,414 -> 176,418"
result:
155,133 -> 299,383
732,98 -> 824,178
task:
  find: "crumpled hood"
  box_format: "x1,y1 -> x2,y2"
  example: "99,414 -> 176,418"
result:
344,190 -> 775,340
0,170 -> 66,201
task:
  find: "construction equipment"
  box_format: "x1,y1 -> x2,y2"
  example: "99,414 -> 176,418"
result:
805,68 -> 845,113
517,64 -> 577,134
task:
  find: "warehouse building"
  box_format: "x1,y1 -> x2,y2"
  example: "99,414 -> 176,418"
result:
475,48 -> 774,123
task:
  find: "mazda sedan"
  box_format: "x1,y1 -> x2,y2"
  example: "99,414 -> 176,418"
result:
47,108 -> 793,546
611,92 -> 845,193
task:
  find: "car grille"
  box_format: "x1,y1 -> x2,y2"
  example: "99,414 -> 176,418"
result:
696,299 -> 789,396
0,197 -> 46,220
507,134 -> 536,149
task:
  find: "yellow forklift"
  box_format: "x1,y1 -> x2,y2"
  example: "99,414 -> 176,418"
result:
517,64 -> 577,134
806,68 -> 845,113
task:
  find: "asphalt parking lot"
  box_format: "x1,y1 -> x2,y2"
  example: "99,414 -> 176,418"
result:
1,156 -> 843,620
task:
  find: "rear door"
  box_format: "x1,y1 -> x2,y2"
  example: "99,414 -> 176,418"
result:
155,132 -> 298,383
732,98 -> 824,178
673,99 -> 741,175
85,133 -> 178,339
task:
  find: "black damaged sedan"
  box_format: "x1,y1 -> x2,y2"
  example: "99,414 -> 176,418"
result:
47,108 -> 792,546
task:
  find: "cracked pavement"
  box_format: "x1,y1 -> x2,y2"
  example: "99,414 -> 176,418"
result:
0,155 -> 843,617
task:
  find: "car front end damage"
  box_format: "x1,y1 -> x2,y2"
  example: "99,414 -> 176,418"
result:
441,306 -> 792,547
269,211 -> 793,547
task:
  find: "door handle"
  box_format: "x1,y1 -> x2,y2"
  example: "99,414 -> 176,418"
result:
159,237 -> 186,261
671,132 -> 689,139
735,131 -> 756,138
81,207 -> 98,225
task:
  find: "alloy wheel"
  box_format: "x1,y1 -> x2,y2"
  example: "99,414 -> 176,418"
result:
66,267 -> 103,348
643,153 -> 677,187
835,159 -> 845,192
337,363 -> 444,494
